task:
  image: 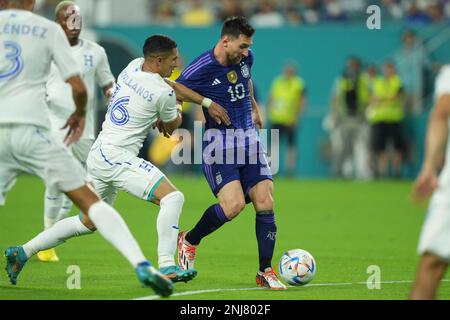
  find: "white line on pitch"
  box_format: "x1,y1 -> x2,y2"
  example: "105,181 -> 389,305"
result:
133,279 -> 450,300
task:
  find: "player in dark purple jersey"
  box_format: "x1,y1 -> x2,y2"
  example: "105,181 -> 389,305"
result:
173,16 -> 286,290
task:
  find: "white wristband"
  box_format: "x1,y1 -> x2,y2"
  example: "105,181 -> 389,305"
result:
201,98 -> 213,108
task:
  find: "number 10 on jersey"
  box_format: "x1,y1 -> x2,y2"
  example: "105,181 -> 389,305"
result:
228,83 -> 246,102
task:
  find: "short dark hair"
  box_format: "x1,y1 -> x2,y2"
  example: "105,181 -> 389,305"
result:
221,16 -> 255,39
143,35 -> 177,58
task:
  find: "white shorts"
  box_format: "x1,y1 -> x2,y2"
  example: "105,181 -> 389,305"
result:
417,187 -> 450,262
0,124 -> 87,197
86,140 -> 165,205
51,127 -> 93,166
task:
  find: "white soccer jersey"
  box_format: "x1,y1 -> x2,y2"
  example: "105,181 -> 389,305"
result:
435,65 -> 450,185
0,9 -> 80,129
96,58 -> 177,155
417,64 -> 450,261
46,38 -> 115,140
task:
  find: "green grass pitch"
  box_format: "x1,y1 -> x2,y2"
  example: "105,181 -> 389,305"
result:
0,175 -> 449,300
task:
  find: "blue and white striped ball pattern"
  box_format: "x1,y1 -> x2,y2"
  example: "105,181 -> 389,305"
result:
279,249 -> 316,286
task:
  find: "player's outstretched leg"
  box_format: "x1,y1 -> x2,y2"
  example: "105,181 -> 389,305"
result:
4,185 -> 174,296
5,215 -> 93,285
152,179 -> 198,283
66,187 -> 173,296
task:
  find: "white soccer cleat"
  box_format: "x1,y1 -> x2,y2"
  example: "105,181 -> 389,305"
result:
256,268 -> 287,290
177,231 -> 197,270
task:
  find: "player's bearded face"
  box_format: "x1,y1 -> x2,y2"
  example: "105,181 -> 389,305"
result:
225,35 -> 252,65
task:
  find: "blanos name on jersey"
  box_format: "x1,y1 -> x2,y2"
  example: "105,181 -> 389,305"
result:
0,23 -> 47,39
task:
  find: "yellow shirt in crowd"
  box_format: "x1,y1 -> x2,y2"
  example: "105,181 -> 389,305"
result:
269,75 -> 305,126
367,75 -> 404,124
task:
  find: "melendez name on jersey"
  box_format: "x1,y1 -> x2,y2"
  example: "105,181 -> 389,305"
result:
177,49 -> 254,132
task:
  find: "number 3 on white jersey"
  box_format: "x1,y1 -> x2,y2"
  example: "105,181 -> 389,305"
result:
0,41 -> 24,81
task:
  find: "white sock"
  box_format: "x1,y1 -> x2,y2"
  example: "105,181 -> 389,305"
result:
88,201 -> 147,268
157,191 -> 184,268
57,194 -> 73,221
23,216 -> 92,258
44,189 -> 64,229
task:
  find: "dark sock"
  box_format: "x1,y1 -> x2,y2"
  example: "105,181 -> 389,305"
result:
255,210 -> 277,272
186,204 -> 229,245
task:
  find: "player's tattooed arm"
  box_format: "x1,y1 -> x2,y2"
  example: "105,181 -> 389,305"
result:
164,79 -> 231,126
249,80 -> 263,129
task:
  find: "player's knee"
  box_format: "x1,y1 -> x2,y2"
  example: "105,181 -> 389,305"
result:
253,196 -> 274,211
222,199 -> 245,219
161,190 -> 184,208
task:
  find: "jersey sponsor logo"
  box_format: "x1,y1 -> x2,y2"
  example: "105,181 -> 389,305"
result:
241,64 -> 250,78
212,78 -> 221,86
227,71 -> 238,84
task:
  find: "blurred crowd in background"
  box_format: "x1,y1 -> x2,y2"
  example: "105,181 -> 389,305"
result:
18,0 -> 443,180
33,0 -> 450,27
269,27 -> 435,180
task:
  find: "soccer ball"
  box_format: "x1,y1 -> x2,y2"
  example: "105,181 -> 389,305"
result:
279,249 -> 316,286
